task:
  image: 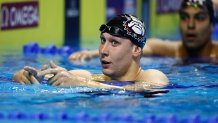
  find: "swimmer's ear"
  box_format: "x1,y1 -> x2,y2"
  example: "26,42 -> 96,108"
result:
132,46 -> 142,57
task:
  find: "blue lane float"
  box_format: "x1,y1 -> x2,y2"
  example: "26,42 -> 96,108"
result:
0,112 -> 217,123
23,42 -> 74,56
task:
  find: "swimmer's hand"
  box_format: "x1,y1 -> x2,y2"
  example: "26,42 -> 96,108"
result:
37,61 -> 123,89
39,65 -> 123,88
38,61 -> 87,86
68,50 -> 99,61
13,65 -> 48,85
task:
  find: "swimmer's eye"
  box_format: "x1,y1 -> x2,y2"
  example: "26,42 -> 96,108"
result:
100,37 -> 106,44
110,40 -> 119,47
194,13 -> 208,21
179,12 -> 189,21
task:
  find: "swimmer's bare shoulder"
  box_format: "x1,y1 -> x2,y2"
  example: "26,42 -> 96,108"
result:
139,69 -> 169,87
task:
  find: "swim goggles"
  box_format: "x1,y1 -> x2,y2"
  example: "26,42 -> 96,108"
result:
99,24 -> 127,38
185,0 -> 205,8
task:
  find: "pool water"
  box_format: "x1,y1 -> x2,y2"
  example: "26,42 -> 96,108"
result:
0,53 -> 218,123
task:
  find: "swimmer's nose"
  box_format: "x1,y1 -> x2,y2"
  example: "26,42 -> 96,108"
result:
187,18 -> 195,30
99,42 -> 109,56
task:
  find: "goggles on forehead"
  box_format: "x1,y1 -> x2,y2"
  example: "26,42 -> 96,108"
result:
99,24 -> 127,38
184,0 -> 206,8
186,2 -> 201,8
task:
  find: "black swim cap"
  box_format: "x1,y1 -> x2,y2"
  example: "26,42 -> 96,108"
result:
180,0 -> 215,24
99,14 -> 146,48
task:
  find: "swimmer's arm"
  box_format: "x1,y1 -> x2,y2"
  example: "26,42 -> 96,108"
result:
37,62 -> 123,89
69,69 -> 93,79
41,67 -> 170,92
42,69 -> 124,89
143,38 -> 179,57
78,78 -> 124,90
68,70 -> 124,89
68,50 -> 99,61
123,69 -> 169,92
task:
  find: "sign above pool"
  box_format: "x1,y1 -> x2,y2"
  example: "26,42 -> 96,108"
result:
1,1 -> 39,30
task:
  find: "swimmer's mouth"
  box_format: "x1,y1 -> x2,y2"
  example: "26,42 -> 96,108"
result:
101,60 -> 111,68
101,60 -> 111,64
186,33 -> 197,41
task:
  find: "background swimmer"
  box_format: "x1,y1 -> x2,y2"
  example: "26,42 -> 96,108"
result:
69,0 -> 218,62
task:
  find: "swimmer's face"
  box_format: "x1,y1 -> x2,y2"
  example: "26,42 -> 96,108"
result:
99,32 -> 135,79
179,6 -> 213,50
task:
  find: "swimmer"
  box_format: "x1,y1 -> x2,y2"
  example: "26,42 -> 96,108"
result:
68,0 -> 218,61
13,14 -> 169,92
